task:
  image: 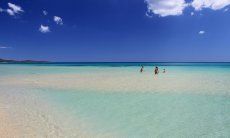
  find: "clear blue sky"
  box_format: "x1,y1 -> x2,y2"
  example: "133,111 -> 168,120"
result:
0,0 -> 230,62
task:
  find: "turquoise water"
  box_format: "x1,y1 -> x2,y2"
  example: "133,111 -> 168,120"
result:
43,90 -> 230,137
0,63 -> 230,137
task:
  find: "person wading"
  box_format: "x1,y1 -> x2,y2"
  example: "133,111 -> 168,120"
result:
154,66 -> 159,75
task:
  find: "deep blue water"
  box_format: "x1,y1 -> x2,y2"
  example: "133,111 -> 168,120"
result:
1,62 -> 230,67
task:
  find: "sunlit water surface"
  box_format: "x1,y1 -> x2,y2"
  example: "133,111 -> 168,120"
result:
0,63 -> 230,137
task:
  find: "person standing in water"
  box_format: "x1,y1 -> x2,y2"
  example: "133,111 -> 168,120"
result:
140,65 -> 144,73
154,66 -> 159,75
163,69 -> 166,73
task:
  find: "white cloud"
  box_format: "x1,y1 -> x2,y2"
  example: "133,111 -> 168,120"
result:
0,45 -> 11,49
8,3 -> 23,14
199,30 -> 205,34
3,3 -> 24,16
145,11 -> 153,17
191,0 -> 230,11
145,0 -> 188,17
6,9 -> 15,16
0,7 -> 3,12
43,10 -> 48,15
145,0 -> 230,17
39,25 -> 50,33
54,16 -> 63,25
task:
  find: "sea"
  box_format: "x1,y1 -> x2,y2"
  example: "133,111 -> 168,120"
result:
0,62 -> 229,137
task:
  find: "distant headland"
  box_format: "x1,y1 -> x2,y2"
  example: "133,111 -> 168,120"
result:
0,58 -> 49,63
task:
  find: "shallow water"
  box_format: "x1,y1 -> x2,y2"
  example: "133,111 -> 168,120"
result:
0,63 -> 230,137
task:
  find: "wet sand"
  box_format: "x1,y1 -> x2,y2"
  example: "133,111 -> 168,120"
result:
0,106 -> 20,137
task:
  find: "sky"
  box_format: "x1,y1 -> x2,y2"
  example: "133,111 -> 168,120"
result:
0,0 -> 230,62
